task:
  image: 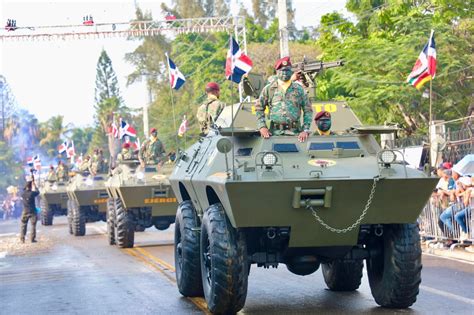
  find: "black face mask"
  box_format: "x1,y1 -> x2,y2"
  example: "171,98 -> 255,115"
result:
277,67 -> 293,82
317,119 -> 331,132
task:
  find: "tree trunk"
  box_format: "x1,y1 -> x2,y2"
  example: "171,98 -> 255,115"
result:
396,103 -> 417,134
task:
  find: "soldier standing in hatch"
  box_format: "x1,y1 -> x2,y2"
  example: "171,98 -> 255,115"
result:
196,82 -> 226,136
139,128 -> 166,165
56,160 -> 68,182
117,143 -> 134,162
314,111 -> 335,135
46,165 -> 57,182
256,56 -> 313,143
20,172 -> 40,243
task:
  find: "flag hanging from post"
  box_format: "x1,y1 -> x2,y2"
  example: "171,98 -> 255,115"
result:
110,122 -> 119,138
27,155 -> 41,170
119,119 -> 137,139
178,116 -> 188,137
58,140 -> 68,154
166,53 -> 186,90
225,36 -> 253,84
407,30 -> 437,89
66,141 -> 75,158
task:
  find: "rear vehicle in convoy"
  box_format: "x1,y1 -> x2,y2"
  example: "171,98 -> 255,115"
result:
39,179 -> 68,226
67,172 -> 108,236
106,160 -> 177,248
169,100 -> 438,314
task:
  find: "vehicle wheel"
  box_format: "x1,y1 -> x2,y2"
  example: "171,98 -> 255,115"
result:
72,202 -> 86,236
106,198 -> 116,245
175,201 -> 203,297
66,200 -> 73,235
322,259 -> 363,291
367,224 -> 422,308
115,198 -> 135,248
40,198 -> 53,226
200,203 -> 248,314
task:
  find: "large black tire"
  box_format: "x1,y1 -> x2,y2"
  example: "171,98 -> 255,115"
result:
367,224 -> 422,308
72,201 -> 86,236
40,198 -> 54,226
67,199 -> 73,235
175,201 -> 203,297
322,259 -> 364,291
115,198 -> 135,248
200,203 -> 248,314
106,198 -> 116,245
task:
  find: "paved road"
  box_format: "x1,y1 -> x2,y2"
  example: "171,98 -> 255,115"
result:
1,217 -> 473,314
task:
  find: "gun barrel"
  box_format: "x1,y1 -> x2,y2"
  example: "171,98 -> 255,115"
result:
294,60 -> 344,72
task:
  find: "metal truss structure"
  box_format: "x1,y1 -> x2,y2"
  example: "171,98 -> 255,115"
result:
0,16 -> 247,50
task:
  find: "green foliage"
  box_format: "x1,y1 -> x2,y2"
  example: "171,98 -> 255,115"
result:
39,115 -> 72,158
0,140 -> 23,191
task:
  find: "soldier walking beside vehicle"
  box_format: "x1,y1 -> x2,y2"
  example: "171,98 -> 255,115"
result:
140,128 -> 166,165
20,171 -> 40,243
196,82 -> 226,136
256,56 -> 313,142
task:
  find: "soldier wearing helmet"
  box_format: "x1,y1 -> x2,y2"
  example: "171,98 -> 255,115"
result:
196,82 -> 226,136
256,56 -> 313,142
139,128 -> 166,165
314,111 -> 335,135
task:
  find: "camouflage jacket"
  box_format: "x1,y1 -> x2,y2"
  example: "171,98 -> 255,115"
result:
78,160 -> 91,174
56,165 -> 68,181
46,171 -> 57,182
90,155 -> 105,174
196,95 -> 225,135
117,149 -> 134,162
256,80 -> 312,132
140,138 -> 166,164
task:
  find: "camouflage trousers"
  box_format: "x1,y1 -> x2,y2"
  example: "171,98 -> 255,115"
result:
20,211 -> 37,242
271,128 -> 300,136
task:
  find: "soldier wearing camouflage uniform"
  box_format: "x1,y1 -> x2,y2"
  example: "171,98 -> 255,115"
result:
117,143 -> 134,162
46,165 -> 57,182
90,149 -> 105,175
139,128 -> 166,165
78,156 -> 91,174
256,56 -> 313,143
56,160 -> 69,181
196,82 -> 226,136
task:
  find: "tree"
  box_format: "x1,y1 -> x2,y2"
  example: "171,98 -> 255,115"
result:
39,115 -> 72,158
0,140 -> 23,191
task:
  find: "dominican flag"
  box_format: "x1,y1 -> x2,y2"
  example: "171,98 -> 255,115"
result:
166,53 -> 186,90
407,30 -> 437,89
110,122 -> 119,138
119,119 -> 137,139
125,136 -> 139,150
58,140 -> 68,154
27,155 -> 41,170
178,116 -> 188,137
225,36 -> 253,84
66,141 -> 75,158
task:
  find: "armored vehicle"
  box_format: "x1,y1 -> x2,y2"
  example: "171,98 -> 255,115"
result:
66,172 -> 108,236
106,160 -> 177,248
170,98 -> 438,313
39,179 -> 68,226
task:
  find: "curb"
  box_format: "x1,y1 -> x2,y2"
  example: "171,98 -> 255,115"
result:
422,244 -> 474,263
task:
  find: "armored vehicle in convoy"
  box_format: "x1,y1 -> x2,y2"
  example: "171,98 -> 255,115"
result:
169,73 -> 438,313
39,179 -> 68,226
67,172 -> 108,236
106,160 -> 177,248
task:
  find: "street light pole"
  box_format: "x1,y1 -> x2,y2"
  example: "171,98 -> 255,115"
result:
278,0 -> 290,57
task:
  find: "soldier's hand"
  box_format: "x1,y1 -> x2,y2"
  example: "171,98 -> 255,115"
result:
259,127 -> 271,139
298,131 -> 309,143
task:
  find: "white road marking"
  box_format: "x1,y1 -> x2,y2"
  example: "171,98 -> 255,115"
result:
420,285 -> 474,305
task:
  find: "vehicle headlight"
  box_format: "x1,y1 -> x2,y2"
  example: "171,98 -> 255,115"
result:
262,152 -> 278,167
136,172 -> 145,180
379,150 -> 396,165
85,178 -> 94,186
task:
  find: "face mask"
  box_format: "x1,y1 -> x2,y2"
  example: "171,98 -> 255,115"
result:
277,68 -> 293,82
317,119 -> 331,132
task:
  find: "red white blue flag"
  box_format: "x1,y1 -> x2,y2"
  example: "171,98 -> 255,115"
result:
66,141 -> 75,158
166,53 -> 186,90
119,119 -> 137,139
225,36 -> 253,84
58,140 -> 68,154
407,30 -> 437,89
27,155 -> 41,170
110,122 -> 119,138
178,115 -> 188,137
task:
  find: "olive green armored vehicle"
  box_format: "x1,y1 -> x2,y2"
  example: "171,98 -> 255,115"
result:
39,179 -> 68,226
170,98 -> 438,313
67,172 -> 108,236
106,160 -> 177,248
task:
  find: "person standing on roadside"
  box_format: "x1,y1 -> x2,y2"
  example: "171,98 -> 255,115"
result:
20,171 -> 40,243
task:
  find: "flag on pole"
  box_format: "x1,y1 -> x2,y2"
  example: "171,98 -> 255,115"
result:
58,140 -> 68,154
110,122 -> 119,138
119,119 -> 137,138
178,115 -> 188,137
66,140 -> 75,158
225,36 -> 253,83
27,155 -> 41,170
166,53 -> 186,90
407,30 -> 437,89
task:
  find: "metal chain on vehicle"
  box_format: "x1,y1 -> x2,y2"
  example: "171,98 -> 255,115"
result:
306,176 -> 380,234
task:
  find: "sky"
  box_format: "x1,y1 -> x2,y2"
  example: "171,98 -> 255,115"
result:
0,0 -> 348,127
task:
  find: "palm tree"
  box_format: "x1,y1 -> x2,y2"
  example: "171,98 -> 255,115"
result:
39,115 -> 73,157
